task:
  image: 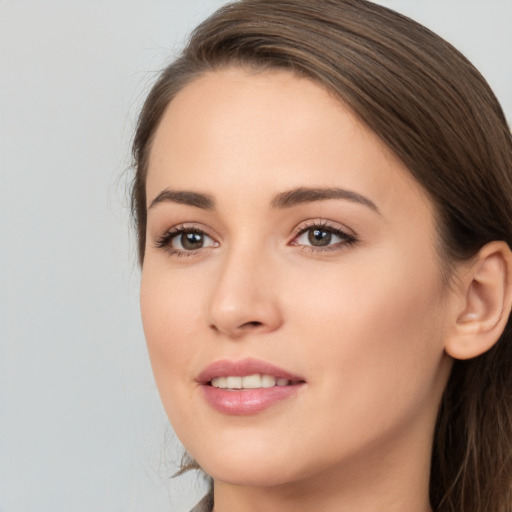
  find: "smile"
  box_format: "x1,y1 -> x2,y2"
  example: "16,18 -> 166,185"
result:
198,358 -> 306,415
211,374 -> 295,389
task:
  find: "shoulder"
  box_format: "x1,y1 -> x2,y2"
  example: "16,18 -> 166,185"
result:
189,493 -> 214,512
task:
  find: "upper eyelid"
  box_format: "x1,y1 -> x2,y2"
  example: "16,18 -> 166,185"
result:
165,222 -> 217,238
154,222 -> 217,248
292,218 -> 355,237
155,218 -> 356,245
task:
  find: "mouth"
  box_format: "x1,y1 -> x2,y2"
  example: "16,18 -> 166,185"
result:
197,358 -> 306,415
197,357 -> 305,387
210,374 -> 298,390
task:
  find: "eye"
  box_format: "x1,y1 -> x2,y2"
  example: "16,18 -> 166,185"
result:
291,222 -> 356,251
155,226 -> 218,255
172,231 -> 215,251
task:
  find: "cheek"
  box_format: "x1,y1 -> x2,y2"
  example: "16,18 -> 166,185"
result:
289,247 -> 446,345
288,252 -> 449,422
140,268 -> 203,390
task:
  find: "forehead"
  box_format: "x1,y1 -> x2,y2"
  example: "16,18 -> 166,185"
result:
146,67 -> 431,218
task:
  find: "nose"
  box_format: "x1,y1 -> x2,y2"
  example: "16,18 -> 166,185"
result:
207,248 -> 283,339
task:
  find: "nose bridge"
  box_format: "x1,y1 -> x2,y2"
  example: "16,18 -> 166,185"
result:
207,237 -> 282,338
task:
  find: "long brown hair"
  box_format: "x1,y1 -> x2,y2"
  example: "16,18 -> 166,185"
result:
131,1 -> 512,510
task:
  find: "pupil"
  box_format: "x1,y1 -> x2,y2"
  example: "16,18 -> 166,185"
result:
181,232 -> 203,250
308,228 -> 331,246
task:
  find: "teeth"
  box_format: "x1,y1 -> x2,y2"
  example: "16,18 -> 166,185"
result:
261,375 -> 276,388
242,374 -> 263,389
211,374 -> 292,389
212,376 -> 227,388
226,376 -> 242,389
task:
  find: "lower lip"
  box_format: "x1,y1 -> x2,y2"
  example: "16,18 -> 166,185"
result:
201,384 -> 304,415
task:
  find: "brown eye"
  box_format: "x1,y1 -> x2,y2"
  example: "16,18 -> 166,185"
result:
155,226 -> 219,255
176,231 -> 205,250
292,223 -> 356,251
308,228 -> 332,247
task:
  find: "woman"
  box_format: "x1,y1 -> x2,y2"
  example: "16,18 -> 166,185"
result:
131,1 -> 512,511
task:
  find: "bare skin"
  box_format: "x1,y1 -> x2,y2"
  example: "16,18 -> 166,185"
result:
140,68 -> 509,512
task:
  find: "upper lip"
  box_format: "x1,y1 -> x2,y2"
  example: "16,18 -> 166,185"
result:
197,358 -> 305,384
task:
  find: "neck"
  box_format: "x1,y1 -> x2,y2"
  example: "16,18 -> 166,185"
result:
213,471 -> 432,512
211,419 -> 435,512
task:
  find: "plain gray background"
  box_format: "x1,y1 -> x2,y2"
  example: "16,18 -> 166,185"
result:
1,1 -> 511,511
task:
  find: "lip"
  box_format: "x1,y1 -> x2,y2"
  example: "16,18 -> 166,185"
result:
197,358 -> 306,416
197,357 -> 305,384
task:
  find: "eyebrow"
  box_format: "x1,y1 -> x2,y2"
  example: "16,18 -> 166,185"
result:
270,187 -> 379,212
149,189 -> 215,210
148,186 -> 379,213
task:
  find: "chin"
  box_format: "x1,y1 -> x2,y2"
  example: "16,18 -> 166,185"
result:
191,445 -> 307,488
203,463 -> 300,488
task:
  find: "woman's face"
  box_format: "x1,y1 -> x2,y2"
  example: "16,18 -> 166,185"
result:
141,68 -> 454,488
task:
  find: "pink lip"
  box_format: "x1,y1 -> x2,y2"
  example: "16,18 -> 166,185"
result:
197,358 -> 304,383
197,358 -> 306,416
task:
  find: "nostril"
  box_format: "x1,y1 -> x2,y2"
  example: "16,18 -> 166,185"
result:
244,321 -> 263,328
209,320 -> 265,336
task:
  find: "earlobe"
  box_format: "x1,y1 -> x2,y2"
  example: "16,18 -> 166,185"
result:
445,241 -> 512,360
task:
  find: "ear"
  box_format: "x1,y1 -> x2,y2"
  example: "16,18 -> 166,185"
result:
445,241 -> 512,360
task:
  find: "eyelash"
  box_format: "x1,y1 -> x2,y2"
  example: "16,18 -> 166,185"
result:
154,224 -> 216,258
291,220 -> 357,253
154,220 -> 357,257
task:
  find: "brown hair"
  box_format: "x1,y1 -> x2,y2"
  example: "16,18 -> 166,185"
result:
131,1 -> 512,510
